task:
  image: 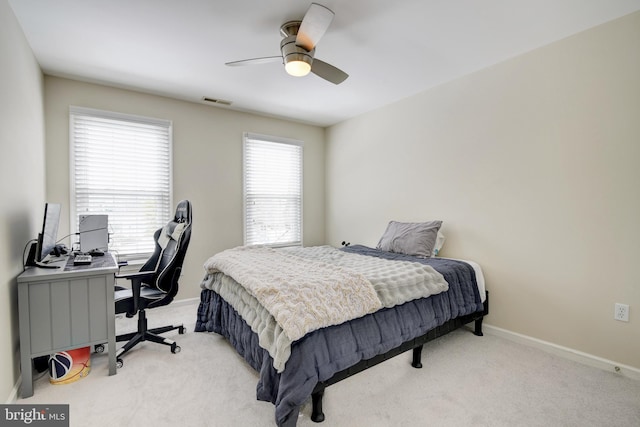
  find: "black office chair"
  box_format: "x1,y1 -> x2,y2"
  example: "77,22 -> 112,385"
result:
112,200 -> 192,367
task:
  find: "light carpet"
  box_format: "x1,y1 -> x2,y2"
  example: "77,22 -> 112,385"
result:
19,299 -> 640,427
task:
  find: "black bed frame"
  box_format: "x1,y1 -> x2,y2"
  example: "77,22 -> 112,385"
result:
309,291 -> 489,423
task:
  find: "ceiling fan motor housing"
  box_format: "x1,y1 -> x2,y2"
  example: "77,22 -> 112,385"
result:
281,35 -> 314,70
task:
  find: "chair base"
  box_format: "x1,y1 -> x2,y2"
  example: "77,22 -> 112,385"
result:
115,308 -> 185,366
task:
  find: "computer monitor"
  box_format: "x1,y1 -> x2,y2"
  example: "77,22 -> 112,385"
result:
36,203 -> 61,263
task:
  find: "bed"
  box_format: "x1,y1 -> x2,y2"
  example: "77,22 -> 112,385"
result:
195,222 -> 487,426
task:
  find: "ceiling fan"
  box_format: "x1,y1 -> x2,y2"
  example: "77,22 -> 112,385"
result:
226,3 -> 348,85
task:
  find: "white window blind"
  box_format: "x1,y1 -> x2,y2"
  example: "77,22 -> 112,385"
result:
70,106 -> 172,258
243,132 -> 303,247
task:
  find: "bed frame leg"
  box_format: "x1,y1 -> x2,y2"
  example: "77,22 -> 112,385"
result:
411,345 -> 423,368
311,389 -> 325,423
474,317 -> 484,336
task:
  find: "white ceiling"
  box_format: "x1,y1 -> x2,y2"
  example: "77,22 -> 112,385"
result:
8,0 -> 640,127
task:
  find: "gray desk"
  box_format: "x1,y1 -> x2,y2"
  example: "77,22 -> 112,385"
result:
17,253 -> 119,398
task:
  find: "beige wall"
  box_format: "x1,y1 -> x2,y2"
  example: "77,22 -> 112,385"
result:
326,12 -> 640,369
0,0 -> 46,401
44,77 -> 326,302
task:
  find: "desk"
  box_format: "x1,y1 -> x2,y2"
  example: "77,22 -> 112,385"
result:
17,253 -> 119,398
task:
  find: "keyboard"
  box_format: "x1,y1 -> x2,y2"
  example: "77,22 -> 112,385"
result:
73,254 -> 92,265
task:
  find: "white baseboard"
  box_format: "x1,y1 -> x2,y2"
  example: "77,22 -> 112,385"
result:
6,377 -> 20,404
168,297 -> 200,307
483,323 -> 640,381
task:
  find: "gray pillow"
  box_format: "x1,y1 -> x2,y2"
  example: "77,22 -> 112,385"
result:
376,220 -> 443,258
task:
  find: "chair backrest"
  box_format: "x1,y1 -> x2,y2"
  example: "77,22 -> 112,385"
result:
140,200 -> 192,302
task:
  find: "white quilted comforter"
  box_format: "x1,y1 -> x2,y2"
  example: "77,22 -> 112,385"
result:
286,246 -> 448,308
204,245 -> 382,343
202,245 -> 449,371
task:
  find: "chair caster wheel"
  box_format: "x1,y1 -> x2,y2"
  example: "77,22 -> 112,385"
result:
178,326 -> 185,334
94,344 -> 105,354
116,358 -> 124,369
171,343 -> 181,354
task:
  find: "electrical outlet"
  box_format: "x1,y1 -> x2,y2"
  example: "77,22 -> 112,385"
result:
614,303 -> 629,322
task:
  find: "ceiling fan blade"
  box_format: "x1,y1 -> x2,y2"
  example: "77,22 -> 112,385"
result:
296,3 -> 334,51
310,59 -> 348,85
225,56 -> 282,67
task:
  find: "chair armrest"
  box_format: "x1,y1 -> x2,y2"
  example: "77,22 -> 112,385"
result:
115,271 -> 155,316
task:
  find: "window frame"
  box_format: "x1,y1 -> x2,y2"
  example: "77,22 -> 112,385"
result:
69,106 -> 173,260
243,132 -> 303,248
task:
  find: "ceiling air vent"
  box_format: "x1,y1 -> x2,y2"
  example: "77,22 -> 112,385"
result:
202,97 -> 232,106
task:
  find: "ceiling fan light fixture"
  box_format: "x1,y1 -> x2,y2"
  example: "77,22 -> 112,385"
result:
285,58 -> 312,77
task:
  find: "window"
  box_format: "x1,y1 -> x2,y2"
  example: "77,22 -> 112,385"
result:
243,132 -> 303,247
70,106 -> 172,259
